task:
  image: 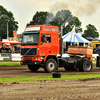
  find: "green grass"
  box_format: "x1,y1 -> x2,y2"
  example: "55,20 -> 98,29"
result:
0,60 -> 96,66
0,74 -> 100,82
0,61 -> 21,66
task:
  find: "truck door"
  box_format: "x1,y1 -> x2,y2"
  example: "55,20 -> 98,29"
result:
40,34 -> 52,56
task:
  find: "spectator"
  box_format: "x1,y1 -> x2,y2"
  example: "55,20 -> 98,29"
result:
1,44 -> 7,53
10,45 -> 15,53
14,44 -> 18,53
93,47 -> 96,54
16,45 -> 21,53
96,46 -> 100,53
6,44 -> 11,53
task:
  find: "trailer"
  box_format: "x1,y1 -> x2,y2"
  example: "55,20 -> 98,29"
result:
20,25 -> 98,73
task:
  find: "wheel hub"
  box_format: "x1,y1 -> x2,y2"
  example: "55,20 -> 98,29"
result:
85,62 -> 91,71
48,61 -> 55,71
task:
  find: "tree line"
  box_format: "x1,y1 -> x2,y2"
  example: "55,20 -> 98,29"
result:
0,5 -> 99,39
0,5 -> 18,40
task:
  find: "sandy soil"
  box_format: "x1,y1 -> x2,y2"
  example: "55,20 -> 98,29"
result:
0,65 -> 100,100
0,79 -> 100,100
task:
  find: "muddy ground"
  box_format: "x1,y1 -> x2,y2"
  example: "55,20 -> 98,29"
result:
0,65 -> 100,100
0,65 -> 100,78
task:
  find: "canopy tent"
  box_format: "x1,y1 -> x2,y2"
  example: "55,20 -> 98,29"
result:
0,40 -> 21,45
63,32 -> 90,43
62,26 -> 90,44
3,41 -> 21,45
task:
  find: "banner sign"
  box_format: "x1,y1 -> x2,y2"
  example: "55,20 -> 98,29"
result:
11,54 -> 21,61
0,54 -> 2,60
0,53 -> 21,61
0,53 -> 12,61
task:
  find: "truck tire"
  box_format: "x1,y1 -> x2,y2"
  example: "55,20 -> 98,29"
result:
64,63 -> 76,71
28,65 -> 40,72
78,59 -> 93,72
44,58 -> 57,73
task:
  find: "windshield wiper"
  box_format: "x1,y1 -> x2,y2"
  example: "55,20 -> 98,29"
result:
33,43 -> 38,45
22,43 -> 38,45
26,41 -> 32,44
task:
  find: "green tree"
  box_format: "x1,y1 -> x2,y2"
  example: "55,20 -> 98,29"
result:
50,10 -> 72,28
27,10 -> 82,35
27,11 -> 54,26
49,10 -> 82,35
63,16 -> 82,35
82,24 -> 99,38
0,5 -> 18,39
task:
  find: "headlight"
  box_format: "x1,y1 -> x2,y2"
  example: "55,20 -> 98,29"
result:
41,57 -> 44,60
35,57 -> 37,60
35,57 -> 41,61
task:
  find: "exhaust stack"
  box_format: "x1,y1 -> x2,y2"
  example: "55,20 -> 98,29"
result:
60,26 -> 63,57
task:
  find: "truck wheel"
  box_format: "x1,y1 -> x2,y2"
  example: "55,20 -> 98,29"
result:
28,65 -> 40,72
78,59 -> 93,72
44,58 -> 57,73
64,64 -> 76,71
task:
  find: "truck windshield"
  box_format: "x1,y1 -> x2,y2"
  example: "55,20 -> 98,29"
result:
22,32 -> 39,45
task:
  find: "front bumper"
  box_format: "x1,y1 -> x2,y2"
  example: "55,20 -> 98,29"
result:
21,61 -> 43,65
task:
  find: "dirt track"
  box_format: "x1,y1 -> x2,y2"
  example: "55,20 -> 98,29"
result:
0,65 -> 100,100
0,65 -> 100,78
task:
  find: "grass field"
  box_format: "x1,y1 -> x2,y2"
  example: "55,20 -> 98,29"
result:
0,60 -> 96,66
0,61 -> 21,66
0,74 -> 100,82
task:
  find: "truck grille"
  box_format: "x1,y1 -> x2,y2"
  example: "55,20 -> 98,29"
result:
24,57 -> 32,61
21,48 -> 37,56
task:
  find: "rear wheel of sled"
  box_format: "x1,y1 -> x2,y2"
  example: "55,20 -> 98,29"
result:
78,59 -> 93,72
44,58 -> 57,73
28,65 -> 40,72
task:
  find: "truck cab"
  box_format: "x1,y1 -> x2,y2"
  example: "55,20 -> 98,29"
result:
21,25 -> 59,72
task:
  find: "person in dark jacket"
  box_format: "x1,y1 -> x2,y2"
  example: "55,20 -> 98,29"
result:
6,45 -> 11,53
1,44 -> 7,53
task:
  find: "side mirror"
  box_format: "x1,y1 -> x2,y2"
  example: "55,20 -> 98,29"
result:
41,42 -> 43,45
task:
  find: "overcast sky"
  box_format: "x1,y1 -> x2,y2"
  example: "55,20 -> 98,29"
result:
1,0 -> 100,37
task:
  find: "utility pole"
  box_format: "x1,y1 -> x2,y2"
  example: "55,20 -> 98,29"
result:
6,20 -> 9,39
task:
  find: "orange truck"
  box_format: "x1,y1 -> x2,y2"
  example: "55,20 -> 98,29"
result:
20,25 -> 99,72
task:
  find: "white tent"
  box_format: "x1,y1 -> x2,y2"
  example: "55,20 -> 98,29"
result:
62,26 -> 90,45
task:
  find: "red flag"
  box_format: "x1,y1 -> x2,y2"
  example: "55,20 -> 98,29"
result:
13,31 -> 17,38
